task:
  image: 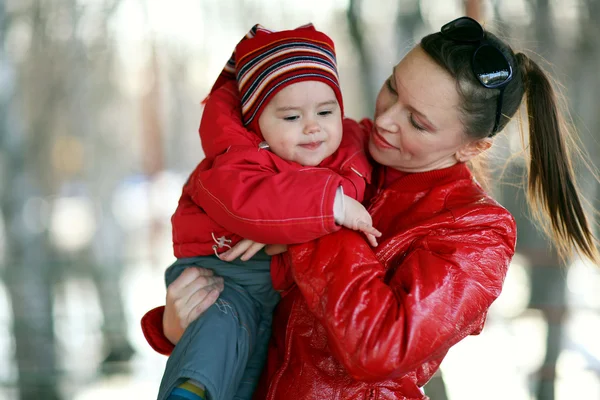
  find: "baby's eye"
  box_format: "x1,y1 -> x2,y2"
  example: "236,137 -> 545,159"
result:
318,110 -> 333,116
283,115 -> 299,121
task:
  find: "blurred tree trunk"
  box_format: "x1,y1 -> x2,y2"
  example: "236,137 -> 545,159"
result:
141,0 -> 166,269
0,1 -> 61,398
347,0 -> 376,115
528,2 -> 575,400
395,0 -> 423,57
64,0 -> 133,371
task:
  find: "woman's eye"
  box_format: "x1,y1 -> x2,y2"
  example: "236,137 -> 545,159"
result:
318,110 -> 333,116
386,78 -> 397,95
283,115 -> 299,121
409,114 -> 426,131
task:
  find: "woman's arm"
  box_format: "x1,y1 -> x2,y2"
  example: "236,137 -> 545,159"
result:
288,209 -> 516,381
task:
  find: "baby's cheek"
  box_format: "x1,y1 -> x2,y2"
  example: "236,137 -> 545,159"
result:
271,139 -> 294,159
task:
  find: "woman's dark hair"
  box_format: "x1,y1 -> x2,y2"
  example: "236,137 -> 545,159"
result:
420,30 -> 599,263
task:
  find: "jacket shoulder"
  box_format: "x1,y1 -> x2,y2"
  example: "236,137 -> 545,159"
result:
442,180 -> 517,248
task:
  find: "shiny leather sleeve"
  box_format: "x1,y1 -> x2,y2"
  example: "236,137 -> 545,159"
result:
288,209 -> 516,381
199,81 -> 258,158
140,306 -> 174,356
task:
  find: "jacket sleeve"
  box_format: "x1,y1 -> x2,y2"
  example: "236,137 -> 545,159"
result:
288,208 -> 516,381
193,80 -> 357,244
140,306 -> 174,356
188,147 -> 346,244
199,80 -> 259,159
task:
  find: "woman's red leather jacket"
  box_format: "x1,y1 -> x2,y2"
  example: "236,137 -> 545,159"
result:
253,161 -> 516,399
142,157 -> 516,399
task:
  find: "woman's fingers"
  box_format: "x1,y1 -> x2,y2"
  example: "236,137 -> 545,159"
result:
220,239 -> 265,261
241,241 -> 266,261
265,244 -> 288,256
167,268 -> 217,305
182,283 -> 224,327
220,239 -> 252,261
168,267 -> 213,294
186,288 -> 222,325
167,268 -> 224,327
163,267 -> 224,343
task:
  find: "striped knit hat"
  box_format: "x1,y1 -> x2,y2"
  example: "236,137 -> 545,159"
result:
209,24 -> 343,137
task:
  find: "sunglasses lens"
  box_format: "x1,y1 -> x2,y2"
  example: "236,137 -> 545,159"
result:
441,17 -> 483,42
473,45 -> 512,87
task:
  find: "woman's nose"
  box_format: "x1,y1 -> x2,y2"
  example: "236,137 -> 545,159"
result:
375,104 -> 401,134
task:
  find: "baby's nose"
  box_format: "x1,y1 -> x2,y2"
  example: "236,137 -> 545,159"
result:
303,121 -> 320,135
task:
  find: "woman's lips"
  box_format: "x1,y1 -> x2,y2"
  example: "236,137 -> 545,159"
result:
372,129 -> 397,150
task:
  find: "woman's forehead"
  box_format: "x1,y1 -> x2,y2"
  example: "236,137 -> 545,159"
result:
394,47 -> 460,112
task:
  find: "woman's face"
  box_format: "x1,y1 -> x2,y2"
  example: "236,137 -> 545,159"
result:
369,46 -> 484,172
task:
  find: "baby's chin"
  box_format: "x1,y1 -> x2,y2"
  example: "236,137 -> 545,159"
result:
299,151 -> 336,167
299,158 -> 324,167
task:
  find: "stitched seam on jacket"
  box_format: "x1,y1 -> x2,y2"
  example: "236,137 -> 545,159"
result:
340,149 -> 365,170
196,176 -> 334,224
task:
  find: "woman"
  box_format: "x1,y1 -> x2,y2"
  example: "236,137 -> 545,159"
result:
142,17 -> 599,399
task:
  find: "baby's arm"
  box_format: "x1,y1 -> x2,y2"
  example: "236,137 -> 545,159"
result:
189,147 -> 352,244
320,118 -> 379,245
194,82 -> 378,246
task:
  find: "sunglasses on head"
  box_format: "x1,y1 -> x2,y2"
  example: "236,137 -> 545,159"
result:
441,16 -> 513,136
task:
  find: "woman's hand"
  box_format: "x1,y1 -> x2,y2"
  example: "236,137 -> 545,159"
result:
220,239 -> 266,261
265,244 -> 288,255
163,267 -> 224,345
220,239 -> 288,261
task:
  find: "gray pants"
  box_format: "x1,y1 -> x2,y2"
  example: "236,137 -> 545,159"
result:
158,252 -> 280,400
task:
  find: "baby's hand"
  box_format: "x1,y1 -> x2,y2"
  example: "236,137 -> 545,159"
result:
341,196 -> 382,247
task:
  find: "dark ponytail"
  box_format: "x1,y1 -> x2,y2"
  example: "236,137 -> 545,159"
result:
421,31 -> 599,263
516,53 -> 599,263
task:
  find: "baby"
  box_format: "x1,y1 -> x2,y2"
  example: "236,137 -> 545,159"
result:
148,24 -> 377,400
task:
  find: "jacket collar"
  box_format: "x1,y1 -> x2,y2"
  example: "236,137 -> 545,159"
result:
378,162 -> 473,193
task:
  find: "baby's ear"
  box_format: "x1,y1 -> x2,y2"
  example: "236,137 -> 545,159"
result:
454,138 -> 492,163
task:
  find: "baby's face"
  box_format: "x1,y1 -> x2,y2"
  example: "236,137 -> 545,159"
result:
258,81 -> 343,166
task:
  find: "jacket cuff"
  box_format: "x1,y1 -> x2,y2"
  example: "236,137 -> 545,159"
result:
333,186 -> 345,225
140,306 -> 175,356
323,176 -> 344,233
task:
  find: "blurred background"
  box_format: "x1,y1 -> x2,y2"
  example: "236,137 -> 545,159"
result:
1,0 -> 600,399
